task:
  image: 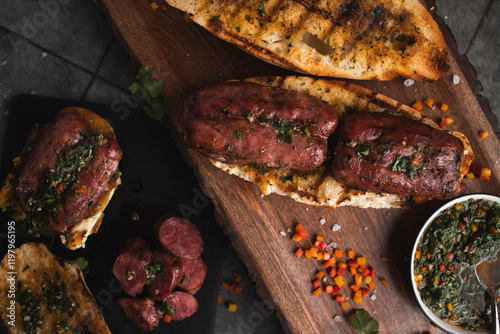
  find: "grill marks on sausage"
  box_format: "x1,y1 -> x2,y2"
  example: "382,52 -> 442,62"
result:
330,112 -> 464,199
184,81 -> 339,172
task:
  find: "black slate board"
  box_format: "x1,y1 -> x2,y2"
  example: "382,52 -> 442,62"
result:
0,95 -> 228,333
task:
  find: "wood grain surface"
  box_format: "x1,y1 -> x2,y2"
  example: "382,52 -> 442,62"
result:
93,0 -> 500,332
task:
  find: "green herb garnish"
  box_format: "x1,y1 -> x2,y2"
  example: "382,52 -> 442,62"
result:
236,130 -> 244,139
129,66 -> 168,123
349,309 -> 379,334
72,257 -> 90,277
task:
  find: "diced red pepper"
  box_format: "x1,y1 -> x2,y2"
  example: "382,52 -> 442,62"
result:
329,267 -> 337,277
368,267 -> 376,278
347,259 -> 358,267
440,117 -> 447,128
295,248 -> 304,258
334,294 -> 345,302
313,279 -> 321,289
296,229 -> 308,238
331,285 -> 341,295
57,183 -> 64,192
361,288 -> 370,297
324,285 -> 333,294
317,241 -> 327,251
231,283 -> 242,293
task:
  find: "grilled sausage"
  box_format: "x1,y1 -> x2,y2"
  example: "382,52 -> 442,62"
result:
163,291 -> 199,321
155,215 -> 204,259
149,247 -> 184,300
330,112 -> 464,199
184,81 -> 339,171
118,298 -> 162,331
178,256 -> 207,295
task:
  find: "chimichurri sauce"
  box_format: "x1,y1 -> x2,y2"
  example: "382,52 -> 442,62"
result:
414,198 -> 500,331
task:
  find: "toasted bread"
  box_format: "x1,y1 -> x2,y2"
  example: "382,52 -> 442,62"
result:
0,242 -> 111,333
166,0 -> 448,80
0,107 -> 122,250
204,76 -> 474,208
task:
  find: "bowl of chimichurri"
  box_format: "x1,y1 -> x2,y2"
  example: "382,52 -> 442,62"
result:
411,194 -> 500,333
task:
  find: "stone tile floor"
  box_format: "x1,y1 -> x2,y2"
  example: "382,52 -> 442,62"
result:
0,0 -> 498,333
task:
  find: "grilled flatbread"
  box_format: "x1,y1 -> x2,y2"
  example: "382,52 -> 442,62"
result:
167,0 -> 448,80
0,242 -> 110,333
203,76 -> 474,208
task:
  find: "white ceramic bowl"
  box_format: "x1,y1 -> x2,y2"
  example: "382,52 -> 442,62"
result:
410,194 -> 500,334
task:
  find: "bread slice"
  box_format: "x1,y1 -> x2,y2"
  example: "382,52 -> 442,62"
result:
0,242 -> 111,333
167,0 -> 448,80
204,76 -> 474,209
0,107 -> 122,250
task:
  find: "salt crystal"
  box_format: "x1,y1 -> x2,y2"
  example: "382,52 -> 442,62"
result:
453,75 -> 460,84
323,277 -> 327,282
42,52 -> 47,57
332,224 -> 341,232
305,207 -> 309,211
260,193 -> 264,198
320,218 -> 326,225
333,315 -> 343,323
370,294 -> 377,301
364,226 -> 368,230
444,15 -> 448,19
280,231 -> 286,236
287,228 -> 291,233
464,149 -> 468,155
30,91 -> 37,95
403,79 -> 414,87
329,241 -> 338,248
0,60 -> 7,66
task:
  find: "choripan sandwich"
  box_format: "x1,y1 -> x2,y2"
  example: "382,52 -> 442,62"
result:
184,76 -> 474,209
167,0 -> 448,81
0,242 -> 111,333
0,107 -> 122,249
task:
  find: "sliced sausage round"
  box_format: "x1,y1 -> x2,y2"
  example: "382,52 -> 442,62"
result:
113,237 -> 152,297
163,291 -> 199,321
154,215 -> 203,259
118,297 -> 162,331
149,247 -> 184,300
178,256 -> 207,295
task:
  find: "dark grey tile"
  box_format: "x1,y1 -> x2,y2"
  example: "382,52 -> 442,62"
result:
98,41 -> 136,90
0,30 -> 92,113
83,77 -> 130,106
0,0 -> 113,71
436,0 -> 489,54
465,0 -> 500,127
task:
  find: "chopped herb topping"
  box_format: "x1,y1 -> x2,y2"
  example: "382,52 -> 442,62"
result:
236,130 -> 244,139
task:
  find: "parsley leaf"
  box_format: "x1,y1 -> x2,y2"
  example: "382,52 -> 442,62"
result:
349,309 -> 379,334
129,66 -> 168,123
72,257 -> 90,277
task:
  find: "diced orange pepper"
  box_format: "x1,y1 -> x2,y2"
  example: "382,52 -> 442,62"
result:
440,103 -> 449,111
316,251 -> 324,261
150,1 -> 159,10
304,249 -> 312,259
465,172 -> 475,179
334,249 -> 343,258
445,252 -> 453,259
295,223 -> 303,231
341,301 -> 349,309
420,266 -> 427,273
324,285 -> 333,294
480,168 -> 491,180
354,290 -> 362,299
354,274 -> 363,286
446,117 -> 453,125
356,257 -> 367,266
347,259 -> 358,267
221,280 -> 230,289
347,249 -> 355,259
292,233 -> 303,241
76,186 -> 86,194
412,101 -> 423,110
313,287 -> 322,296
458,222 -> 466,230
424,98 -> 434,108
231,283 -> 242,293
218,294 -> 222,302
329,267 -> 337,277
362,276 -> 373,285
334,294 -> 345,302
358,265 -> 370,277
323,252 -> 331,261
380,278 -> 389,287
351,284 -> 361,291
309,248 -> 318,258
380,256 -> 390,261
333,275 -> 345,287
415,249 -> 421,260
439,263 -> 445,271
491,226 -> 498,235
316,235 -> 324,241
368,281 -> 376,290
233,271 -> 242,282
296,229 -> 308,238
228,303 -> 237,312
323,258 -> 336,268
479,130 -> 488,138
426,252 -> 431,259
350,267 -> 358,276
316,271 -> 325,278
294,248 -> 304,258
164,314 -> 172,323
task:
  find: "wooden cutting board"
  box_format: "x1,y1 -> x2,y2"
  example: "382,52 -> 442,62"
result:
93,0 -> 500,332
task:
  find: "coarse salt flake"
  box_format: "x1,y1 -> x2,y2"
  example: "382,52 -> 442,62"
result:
0,60 -> 7,66
404,79 -> 414,87
464,149 -> 468,155
370,294 -> 377,301
42,52 -> 47,57
333,315 -> 343,323
332,224 -> 341,232
280,231 -> 286,236
364,226 -> 368,230
287,228 -> 291,233
453,75 -> 460,84
329,241 -> 338,249
260,193 -> 264,198
320,218 -> 326,225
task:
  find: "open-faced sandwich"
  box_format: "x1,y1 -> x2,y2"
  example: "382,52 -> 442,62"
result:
184,76 -> 474,209
166,0 -> 448,80
0,242 -> 111,333
0,107 -> 122,249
